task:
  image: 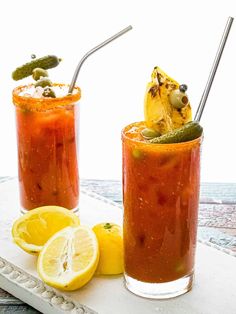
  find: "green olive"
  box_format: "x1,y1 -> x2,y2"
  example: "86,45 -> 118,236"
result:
141,128 -> 161,139
43,87 -> 56,98
169,89 -> 189,109
35,77 -> 52,88
32,68 -> 49,81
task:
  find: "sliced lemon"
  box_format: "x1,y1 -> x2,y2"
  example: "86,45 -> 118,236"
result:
93,222 -> 123,275
37,226 -> 99,291
12,206 -> 80,254
144,66 -> 192,134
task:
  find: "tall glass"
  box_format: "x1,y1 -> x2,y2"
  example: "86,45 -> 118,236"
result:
122,122 -> 202,299
13,84 -> 81,212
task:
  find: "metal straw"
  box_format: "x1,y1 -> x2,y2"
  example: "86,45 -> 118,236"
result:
194,16 -> 234,122
68,25 -> 132,94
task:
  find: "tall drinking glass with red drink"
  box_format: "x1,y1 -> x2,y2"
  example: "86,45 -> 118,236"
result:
13,83 -> 80,212
122,67 -> 203,298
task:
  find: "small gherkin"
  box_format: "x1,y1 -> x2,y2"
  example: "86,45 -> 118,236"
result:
149,121 -> 203,144
12,55 -> 61,81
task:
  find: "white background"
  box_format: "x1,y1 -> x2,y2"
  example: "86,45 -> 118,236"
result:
0,0 -> 236,182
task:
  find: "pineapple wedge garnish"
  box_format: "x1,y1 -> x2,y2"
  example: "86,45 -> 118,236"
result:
144,67 -> 192,134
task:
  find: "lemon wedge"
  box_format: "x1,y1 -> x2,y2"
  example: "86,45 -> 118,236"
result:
144,66 -> 192,134
12,206 -> 80,254
37,226 -> 99,290
93,222 -> 123,275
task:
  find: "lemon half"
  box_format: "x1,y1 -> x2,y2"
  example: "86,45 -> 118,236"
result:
12,206 -> 80,254
37,226 -> 99,290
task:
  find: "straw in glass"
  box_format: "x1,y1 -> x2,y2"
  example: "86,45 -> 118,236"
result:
68,25 -> 132,94
194,17 -> 234,122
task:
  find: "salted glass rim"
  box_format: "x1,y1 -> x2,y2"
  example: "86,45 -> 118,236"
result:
122,121 -> 203,149
12,83 -> 81,112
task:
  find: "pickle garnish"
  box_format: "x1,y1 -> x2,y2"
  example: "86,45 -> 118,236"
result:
12,55 -> 61,81
149,121 -> 203,144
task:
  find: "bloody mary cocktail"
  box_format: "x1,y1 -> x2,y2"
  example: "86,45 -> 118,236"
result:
13,84 -> 81,211
122,122 -> 201,298
122,66 -> 203,298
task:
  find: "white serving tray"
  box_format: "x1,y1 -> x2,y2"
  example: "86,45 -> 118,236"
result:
0,178 -> 236,314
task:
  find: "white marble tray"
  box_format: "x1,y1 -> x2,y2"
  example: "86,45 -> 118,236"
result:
0,178 -> 236,314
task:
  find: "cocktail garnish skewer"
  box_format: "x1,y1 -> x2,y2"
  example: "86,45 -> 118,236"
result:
68,25 -> 132,94
194,16 -> 234,122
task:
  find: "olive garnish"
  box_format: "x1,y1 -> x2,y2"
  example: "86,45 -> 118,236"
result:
169,84 -> 189,109
35,77 -> 52,88
179,84 -> 188,92
32,68 -> 48,81
43,87 -> 56,98
141,128 -> 161,139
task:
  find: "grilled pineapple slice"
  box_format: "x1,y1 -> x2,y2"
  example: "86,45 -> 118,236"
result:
144,67 -> 192,134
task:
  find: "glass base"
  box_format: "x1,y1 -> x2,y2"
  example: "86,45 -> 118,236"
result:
124,272 -> 193,299
20,206 -> 79,215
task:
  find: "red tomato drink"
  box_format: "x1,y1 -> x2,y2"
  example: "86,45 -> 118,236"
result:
122,122 -> 202,298
13,84 -> 81,211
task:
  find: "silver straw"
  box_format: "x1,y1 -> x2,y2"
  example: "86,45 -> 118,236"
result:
68,25 -> 132,94
194,16 -> 234,122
